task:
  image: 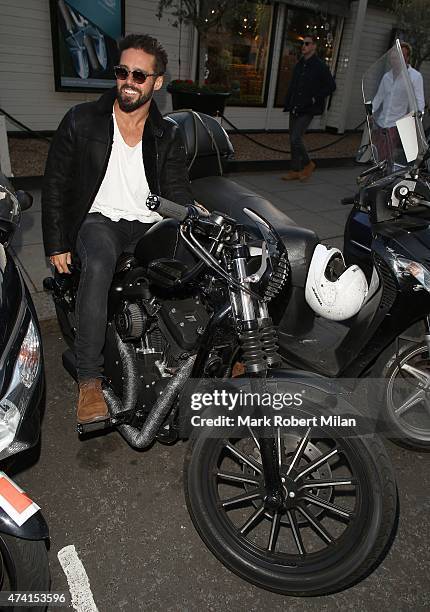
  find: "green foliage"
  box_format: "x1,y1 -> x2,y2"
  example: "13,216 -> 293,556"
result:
166,79 -> 230,93
156,0 -> 260,35
392,0 -> 430,68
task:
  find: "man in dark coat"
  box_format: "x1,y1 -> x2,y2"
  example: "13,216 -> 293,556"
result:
283,34 -> 336,181
42,33 -> 194,425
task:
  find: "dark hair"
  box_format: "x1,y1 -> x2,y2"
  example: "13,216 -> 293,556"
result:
303,34 -> 318,44
400,41 -> 412,61
118,34 -> 168,74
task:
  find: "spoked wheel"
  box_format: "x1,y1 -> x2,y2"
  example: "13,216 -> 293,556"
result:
383,342 -> 430,450
185,416 -> 398,596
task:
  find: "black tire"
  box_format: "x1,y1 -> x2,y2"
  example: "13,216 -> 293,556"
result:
376,340 -> 430,451
184,403 -> 398,596
0,534 -> 50,611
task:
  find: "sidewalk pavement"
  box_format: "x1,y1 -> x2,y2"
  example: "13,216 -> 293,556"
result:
11,164 -> 361,320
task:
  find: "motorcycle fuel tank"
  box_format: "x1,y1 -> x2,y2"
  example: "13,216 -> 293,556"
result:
134,218 -> 200,290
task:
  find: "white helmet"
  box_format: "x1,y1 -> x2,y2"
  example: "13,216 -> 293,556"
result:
305,244 -> 368,321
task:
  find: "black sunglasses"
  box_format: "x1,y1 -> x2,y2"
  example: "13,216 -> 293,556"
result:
302,41 -> 313,46
114,65 -> 159,84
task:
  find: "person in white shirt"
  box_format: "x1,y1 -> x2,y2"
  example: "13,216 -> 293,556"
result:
371,42 -> 425,163
372,42 -> 425,128
400,42 -> 425,113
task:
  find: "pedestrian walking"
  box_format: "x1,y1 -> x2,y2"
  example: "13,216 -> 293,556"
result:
282,34 -> 336,181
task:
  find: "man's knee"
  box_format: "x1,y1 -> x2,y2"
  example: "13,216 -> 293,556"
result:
82,254 -> 118,283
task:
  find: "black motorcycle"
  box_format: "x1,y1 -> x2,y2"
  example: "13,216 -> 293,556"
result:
46,174 -> 398,594
0,173 -> 50,602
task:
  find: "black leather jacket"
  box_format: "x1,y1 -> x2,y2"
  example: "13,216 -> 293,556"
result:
283,54 -> 336,116
42,88 -> 194,256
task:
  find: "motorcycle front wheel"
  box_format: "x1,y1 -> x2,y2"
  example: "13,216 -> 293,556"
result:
378,341 -> 430,451
0,534 -> 50,610
184,417 -> 398,596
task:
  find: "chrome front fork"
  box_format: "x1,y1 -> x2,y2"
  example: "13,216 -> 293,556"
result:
228,247 -> 280,374
425,315 -> 430,356
228,247 -> 284,508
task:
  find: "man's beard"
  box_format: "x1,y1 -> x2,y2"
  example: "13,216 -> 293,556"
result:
116,85 -> 153,112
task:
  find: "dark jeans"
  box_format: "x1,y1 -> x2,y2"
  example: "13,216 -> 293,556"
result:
75,213 -> 153,381
289,113 -> 313,171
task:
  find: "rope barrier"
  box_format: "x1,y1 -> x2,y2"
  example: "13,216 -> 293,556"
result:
1,105 -> 366,156
220,114 -> 366,155
0,107 -> 51,143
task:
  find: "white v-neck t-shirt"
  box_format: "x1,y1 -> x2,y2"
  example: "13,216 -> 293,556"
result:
89,112 -> 162,223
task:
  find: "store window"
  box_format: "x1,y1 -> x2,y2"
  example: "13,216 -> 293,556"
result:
201,1 -> 274,106
274,8 -> 342,107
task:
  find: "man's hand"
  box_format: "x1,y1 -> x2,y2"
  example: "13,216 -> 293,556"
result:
49,252 -> 72,274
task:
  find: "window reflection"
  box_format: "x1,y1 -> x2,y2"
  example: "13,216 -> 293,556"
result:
202,0 -> 274,106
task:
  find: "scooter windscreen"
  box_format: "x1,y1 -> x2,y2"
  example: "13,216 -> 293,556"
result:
362,39 -> 428,171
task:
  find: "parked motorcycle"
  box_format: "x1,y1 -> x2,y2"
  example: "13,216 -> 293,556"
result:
187,42 -> 430,452
342,41 -> 430,450
45,174 -> 398,592
0,173 -> 50,603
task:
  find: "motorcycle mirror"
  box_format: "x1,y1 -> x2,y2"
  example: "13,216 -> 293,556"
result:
356,143 -> 378,164
356,159 -> 387,185
356,144 -> 370,163
396,113 -> 419,162
16,190 -> 33,211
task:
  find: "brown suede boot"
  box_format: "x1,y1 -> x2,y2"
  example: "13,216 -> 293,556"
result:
299,160 -> 316,181
77,379 -> 109,424
281,170 -> 300,181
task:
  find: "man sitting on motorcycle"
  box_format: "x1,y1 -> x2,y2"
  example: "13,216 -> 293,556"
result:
42,33 -> 194,426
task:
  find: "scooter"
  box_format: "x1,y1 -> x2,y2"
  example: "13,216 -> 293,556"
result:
183,41 -> 430,451
0,173 -> 50,603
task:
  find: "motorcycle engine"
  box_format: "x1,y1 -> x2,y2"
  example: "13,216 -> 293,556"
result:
114,297 -> 209,407
115,302 -> 147,341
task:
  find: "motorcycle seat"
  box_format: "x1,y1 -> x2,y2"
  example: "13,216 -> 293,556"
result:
191,176 -> 319,287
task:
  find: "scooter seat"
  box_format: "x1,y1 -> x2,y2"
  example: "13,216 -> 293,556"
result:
191,176 -> 319,287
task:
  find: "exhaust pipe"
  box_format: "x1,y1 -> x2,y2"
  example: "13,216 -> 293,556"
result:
104,331 -> 195,449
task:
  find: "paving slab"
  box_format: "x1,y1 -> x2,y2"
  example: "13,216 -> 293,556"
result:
12,209 -> 44,248
285,209 -> 344,240
27,188 -> 41,213
13,242 -> 51,292
321,208 -> 352,226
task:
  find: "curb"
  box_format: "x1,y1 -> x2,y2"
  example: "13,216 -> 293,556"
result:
224,157 -> 357,173
9,156 -> 359,188
10,176 -> 43,189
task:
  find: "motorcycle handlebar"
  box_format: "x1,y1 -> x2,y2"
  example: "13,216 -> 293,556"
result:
146,194 -> 190,222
